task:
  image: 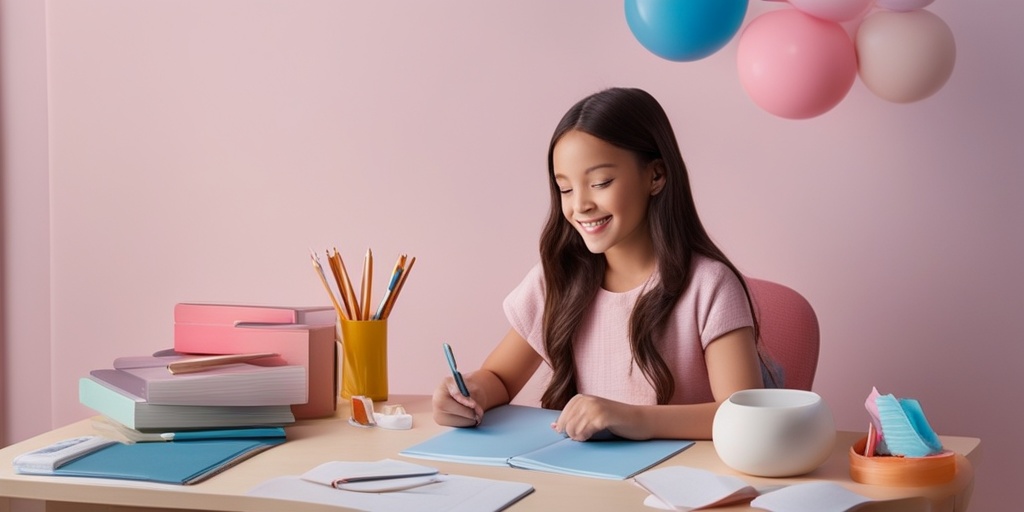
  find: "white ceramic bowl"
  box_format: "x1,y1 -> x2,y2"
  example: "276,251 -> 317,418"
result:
712,388 -> 836,477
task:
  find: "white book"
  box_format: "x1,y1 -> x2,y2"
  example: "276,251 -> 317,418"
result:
248,459 -> 534,512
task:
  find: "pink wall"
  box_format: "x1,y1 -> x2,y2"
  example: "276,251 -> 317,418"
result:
1,0 -> 52,446
3,1 -> 1021,510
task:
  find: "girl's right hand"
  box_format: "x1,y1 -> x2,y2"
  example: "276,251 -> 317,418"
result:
431,376 -> 483,427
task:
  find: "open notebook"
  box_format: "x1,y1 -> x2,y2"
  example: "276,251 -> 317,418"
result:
400,405 -> 692,480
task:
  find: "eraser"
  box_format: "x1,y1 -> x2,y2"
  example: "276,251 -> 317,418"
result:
349,396 -> 376,427
373,403 -> 413,430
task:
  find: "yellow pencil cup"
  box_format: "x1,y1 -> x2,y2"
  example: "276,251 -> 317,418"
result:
338,318 -> 388,401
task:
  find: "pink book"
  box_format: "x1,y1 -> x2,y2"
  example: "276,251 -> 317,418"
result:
174,303 -> 336,327
174,303 -> 338,419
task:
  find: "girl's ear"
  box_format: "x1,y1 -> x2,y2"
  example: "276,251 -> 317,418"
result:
650,160 -> 666,196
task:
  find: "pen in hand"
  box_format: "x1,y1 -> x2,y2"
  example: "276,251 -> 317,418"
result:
443,343 -> 471,398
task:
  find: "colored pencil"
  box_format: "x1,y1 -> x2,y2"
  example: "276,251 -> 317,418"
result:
359,248 -> 373,321
310,249 -> 347,320
325,251 -> 352,321
331,248 -> 361,322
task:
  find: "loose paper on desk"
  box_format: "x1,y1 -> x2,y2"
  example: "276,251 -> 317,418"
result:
750,482 -> 872,512
301,460 -> 440,492
248,459 -> 534,512
635,466 -> 760,510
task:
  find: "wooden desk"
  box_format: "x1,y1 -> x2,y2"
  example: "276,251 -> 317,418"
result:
0,395 -> 980,512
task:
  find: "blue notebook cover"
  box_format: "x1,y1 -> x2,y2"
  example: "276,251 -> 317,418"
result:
400,405 -> 693,479
51,437 -> 284,485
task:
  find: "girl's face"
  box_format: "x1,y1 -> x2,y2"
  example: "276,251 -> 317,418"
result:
552,130 -> 663,258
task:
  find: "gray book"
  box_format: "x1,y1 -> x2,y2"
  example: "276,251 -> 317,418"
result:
79,376 -> 295,432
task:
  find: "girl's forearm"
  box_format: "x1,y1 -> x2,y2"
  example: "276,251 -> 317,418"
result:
465,369 -> 512,412
631,402 -> 723,440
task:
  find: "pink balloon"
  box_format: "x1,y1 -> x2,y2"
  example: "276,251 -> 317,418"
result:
785,0 -> 874,22
857,9 -> 956,103
737,9 -> 858,119
876,0 -> 935,12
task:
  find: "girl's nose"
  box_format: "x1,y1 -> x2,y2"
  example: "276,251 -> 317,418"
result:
573,190 -> 594,213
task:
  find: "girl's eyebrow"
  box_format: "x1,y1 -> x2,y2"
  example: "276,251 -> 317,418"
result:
553,163 -> 616,180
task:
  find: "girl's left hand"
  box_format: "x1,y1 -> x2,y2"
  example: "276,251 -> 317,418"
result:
552,394 -> 640,441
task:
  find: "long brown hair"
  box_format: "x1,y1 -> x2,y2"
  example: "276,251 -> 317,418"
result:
539,87 -> 765,409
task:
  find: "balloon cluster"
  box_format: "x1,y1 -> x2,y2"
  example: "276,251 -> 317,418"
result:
625,0 -> 956,119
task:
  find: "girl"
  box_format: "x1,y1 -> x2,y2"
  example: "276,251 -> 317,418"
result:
433,87 -> 773,441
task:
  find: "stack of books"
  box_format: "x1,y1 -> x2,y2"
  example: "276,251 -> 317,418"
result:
80,302 -> 340,437
79,351 -> 307,435
172,303 -> 339,419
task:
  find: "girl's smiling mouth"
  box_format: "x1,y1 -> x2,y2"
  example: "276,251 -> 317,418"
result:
578,216 -> 611,232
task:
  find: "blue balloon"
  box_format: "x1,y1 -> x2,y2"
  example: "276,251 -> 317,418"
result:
625,0 -> 749,62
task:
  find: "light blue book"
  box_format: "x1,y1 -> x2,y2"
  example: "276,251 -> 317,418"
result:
15,435 -> 284,485
400,405 -> 693,480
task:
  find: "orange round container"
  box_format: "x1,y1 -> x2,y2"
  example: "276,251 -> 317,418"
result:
849,436 -> 956,486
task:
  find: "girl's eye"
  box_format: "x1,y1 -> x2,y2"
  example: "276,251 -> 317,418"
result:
559,188 -> 572,195
593,179 -> 613,189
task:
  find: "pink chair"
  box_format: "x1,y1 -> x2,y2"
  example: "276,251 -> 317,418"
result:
745,278 -> 820,391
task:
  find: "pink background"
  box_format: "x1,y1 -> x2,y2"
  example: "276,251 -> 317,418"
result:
2,1 -> 1020,510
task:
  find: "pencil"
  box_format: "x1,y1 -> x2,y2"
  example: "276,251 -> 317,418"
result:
360,248 -> 373,321
325,251 -> 352,321
381,255 -> 414,319
167,352 -> 279,375
332,248 -> 361,322
310,249 -> 347,321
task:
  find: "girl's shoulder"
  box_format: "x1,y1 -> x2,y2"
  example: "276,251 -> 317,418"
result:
689,254 -> 737,281
503,262 -> 546,340
506,262 -> 545,302
686,255 -> 746,296
518,261 -> 545,289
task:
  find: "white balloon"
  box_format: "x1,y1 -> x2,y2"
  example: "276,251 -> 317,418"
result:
856,9 -> 956,103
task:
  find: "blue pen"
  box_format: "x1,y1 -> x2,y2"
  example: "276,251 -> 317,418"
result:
373,268 -> 403,320
443,343 -> 470,397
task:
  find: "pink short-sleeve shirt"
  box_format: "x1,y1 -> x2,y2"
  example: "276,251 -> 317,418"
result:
503,255 -> 753,405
